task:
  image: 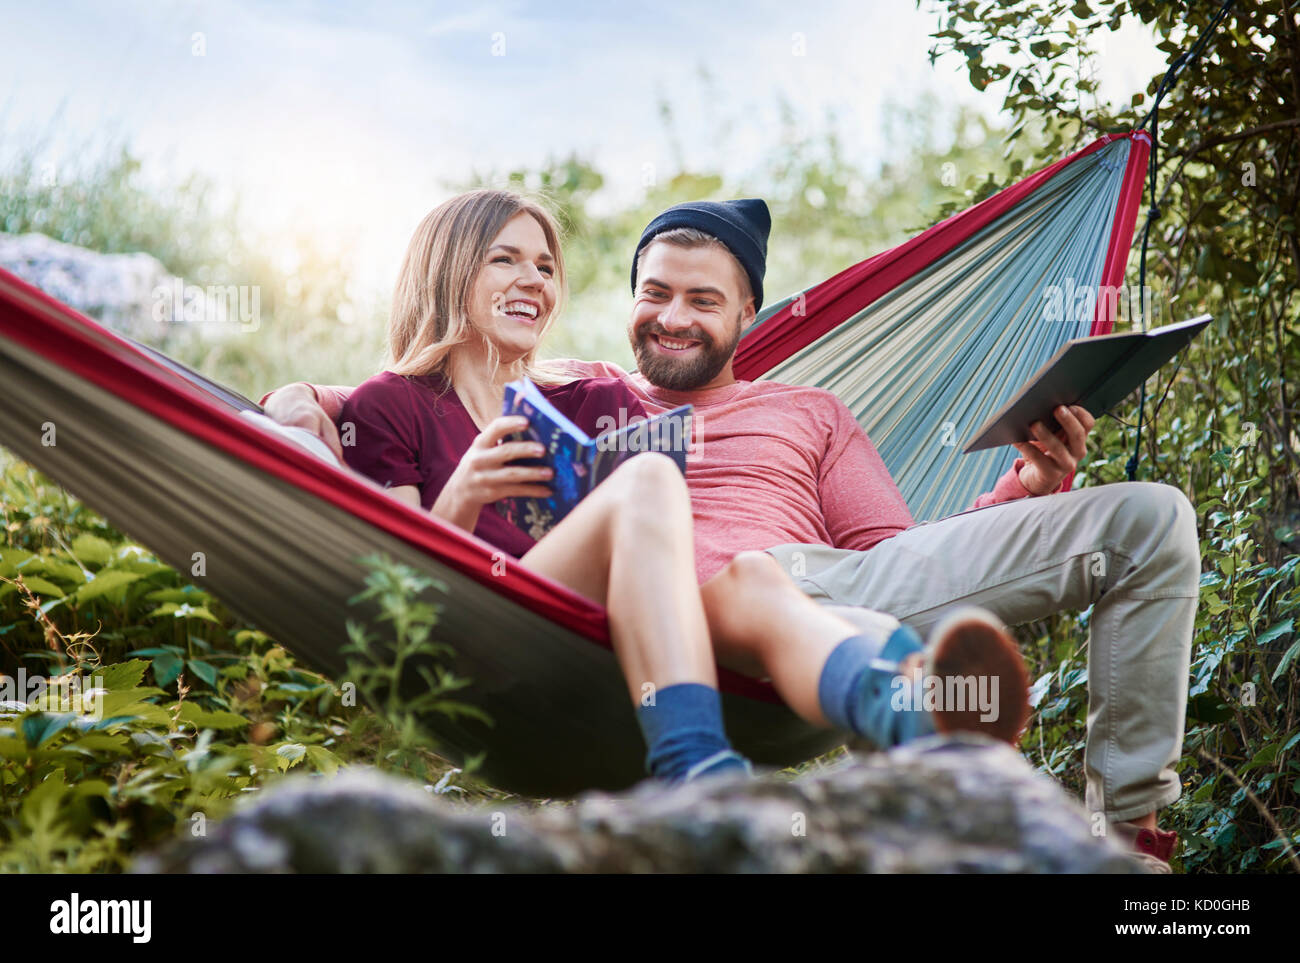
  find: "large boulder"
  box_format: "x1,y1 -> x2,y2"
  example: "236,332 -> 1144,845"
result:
0,232 -> 248,343
0,232 -> 173,340
132,735 -> 1142,873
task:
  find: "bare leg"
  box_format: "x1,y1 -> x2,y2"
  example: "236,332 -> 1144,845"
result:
519,453 -> 715,703
701,552 -> 881,726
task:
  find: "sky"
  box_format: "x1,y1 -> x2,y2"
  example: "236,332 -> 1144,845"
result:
0,0 -> 1168,292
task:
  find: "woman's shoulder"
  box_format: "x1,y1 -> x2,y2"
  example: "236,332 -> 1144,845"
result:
346,370 -> 441,406
540,376 -> 646,435
540,375 -> 639,406
349,370 -> 406,395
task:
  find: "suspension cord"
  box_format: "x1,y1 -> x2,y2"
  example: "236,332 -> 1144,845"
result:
1125,0 -> 1236,481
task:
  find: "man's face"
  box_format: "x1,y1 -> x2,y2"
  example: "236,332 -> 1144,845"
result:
628,242 -> 757,391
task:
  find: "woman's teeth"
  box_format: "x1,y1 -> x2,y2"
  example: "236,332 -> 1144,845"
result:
504,300 -> 539,320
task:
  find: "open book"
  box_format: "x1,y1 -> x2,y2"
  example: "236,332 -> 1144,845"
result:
963,315 -> 1212,453
495,379 -> 693,540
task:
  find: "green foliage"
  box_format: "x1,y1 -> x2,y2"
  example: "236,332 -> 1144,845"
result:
341,553 -> 492,784
0,454 -> 502,871
933,0 -> 1300,872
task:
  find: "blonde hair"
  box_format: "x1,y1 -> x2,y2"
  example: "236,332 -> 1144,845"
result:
387,189 -> 571,385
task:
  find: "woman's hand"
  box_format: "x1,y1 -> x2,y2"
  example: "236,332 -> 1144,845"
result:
1012,404 -> 1096,496
432,416 -> 554,531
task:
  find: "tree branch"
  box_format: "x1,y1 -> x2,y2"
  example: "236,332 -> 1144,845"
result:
1171,119 -> 1300,158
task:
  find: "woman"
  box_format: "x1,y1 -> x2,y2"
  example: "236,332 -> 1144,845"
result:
334,189 -> 1027,783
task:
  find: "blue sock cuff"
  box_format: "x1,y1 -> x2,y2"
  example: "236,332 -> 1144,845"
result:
817,626 -> 924,733
818,635 -> 878,732
636,682 -> 739,782
637,682 -> 725,739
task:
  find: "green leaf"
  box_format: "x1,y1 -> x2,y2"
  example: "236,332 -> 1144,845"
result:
21,769 -> 69,832
152,651 -> 184,688
143,602 -> 220,623
69,733 -> 131,752
1242,744 -> 1280,773
0,547 -> 35,577
20,712 -> 78,747
187,660 -> 218,687
88,715 -> 142,732
1273,641 -> 1300,682
70,778 -> 113,801
70,534 -> 114,567
175,703 -> 248,731
13,576 -> 64,598
73,569 -> 142,603
305,745 -> 341,775
144,587 -> 212,605
100,659 -> 149,692
273,742 -> 307,772
1258,619 -> 1294,647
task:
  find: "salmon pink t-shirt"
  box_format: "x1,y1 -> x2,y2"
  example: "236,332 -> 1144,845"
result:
280,363 -> 1031,582
563,361 -> 1031,581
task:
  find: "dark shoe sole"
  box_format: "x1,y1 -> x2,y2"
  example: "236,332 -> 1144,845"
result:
923,607 -> 1030,745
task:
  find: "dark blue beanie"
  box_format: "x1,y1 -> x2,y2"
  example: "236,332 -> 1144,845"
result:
631,198 -> 771,310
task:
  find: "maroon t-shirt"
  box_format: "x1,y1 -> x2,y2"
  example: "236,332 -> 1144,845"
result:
339,370 -> 648,558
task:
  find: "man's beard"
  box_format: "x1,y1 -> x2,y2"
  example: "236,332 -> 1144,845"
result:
631,317 -> 742,391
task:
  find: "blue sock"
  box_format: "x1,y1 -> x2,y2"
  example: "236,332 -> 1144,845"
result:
817,626 -> 933,746
636,682 -> 750,782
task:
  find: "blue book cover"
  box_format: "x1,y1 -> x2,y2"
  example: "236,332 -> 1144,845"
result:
495,379 -> 692,540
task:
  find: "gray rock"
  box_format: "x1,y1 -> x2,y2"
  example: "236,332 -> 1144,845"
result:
0,232 -> 173,340
0,232 -> 246,342
131,734 -> 1143,874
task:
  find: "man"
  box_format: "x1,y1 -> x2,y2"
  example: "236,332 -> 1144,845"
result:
263,199 -> 1198,871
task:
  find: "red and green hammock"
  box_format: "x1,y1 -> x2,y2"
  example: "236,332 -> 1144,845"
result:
0,130 -> 1150,797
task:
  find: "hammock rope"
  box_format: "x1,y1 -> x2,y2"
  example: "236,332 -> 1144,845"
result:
1127,0 -> 1237,480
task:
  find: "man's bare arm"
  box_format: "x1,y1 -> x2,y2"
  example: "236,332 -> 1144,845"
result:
261,383 -> 345,461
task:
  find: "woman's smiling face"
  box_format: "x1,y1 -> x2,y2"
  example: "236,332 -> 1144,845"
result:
466,211 -> 558,361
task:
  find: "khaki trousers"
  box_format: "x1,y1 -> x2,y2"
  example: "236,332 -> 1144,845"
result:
764,481 -> 1201,822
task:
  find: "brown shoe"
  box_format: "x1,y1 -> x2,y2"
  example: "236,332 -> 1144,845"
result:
922,607 -> 1030,745
1113,822 -> 1179,873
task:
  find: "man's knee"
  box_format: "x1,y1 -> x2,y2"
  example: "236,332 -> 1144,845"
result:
1106,482 -> 1196,535
1102,482 -> 1200,589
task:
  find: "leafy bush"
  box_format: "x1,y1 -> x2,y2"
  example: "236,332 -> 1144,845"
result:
0,453 -> 500,872
931,0 -> 1300,872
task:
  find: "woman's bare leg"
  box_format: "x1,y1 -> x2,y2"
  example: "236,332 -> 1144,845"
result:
519,453 -> 715,703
